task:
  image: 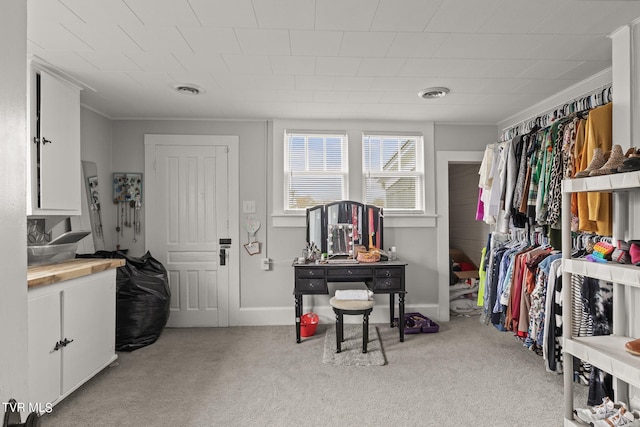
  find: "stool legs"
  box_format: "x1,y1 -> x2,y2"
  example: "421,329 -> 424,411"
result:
335,311 -> 342,353
332,307 -> 373,354
362,311 -> 369,353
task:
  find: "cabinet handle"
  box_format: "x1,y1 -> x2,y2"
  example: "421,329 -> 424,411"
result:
61,338 -> 74,347
42,137 -> 51,145
52,341 -> 62,352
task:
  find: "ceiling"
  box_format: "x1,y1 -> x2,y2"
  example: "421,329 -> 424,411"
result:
26,0 -> 640,123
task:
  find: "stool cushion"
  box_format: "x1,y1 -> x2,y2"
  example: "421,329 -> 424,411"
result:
329,297 -> 375,311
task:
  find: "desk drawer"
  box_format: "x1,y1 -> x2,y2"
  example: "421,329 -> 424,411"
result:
296,267 -> 325,278
375,267 -> 402,278
372,277 -> 402,291
326,267 -> 373,278
296,278 -> 327,293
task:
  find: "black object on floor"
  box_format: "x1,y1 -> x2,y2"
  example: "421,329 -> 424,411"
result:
77,250 -> 171,351
2,399 -> 40,427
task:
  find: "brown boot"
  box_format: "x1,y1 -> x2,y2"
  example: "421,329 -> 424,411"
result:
575,148 -> 608,178
590,144 -> 625,176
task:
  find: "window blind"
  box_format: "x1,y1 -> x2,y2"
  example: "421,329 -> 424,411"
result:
285,131 -> 348,211
362,134 -> 424,212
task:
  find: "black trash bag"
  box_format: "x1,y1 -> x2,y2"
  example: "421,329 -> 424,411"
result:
77,250 -> 171,351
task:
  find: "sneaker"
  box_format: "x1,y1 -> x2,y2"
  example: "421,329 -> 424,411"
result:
574,397 -> 623,424
591,407 -> 640,426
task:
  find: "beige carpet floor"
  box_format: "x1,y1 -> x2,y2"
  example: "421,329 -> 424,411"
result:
40,314 -> 588,426
322,325 -> 386,366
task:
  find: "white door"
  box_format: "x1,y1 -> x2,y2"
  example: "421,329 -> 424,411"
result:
146,136 -> 237,327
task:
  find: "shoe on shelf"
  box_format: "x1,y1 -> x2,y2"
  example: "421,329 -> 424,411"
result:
590,145 -> 626,176
618,157 -> 640,173
574,397 -> 624,424
627,147 -> 640,158
631,243 -> 640,266
590,406 -> 640,426
575,148 -> 609,178
625,337 -> 640,356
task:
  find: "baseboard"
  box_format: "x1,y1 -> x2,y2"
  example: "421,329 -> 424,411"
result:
234,303 -> 442,327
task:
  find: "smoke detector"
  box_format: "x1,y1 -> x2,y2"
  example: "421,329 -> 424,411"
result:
418,87 -> 450,99
173,84 -> 204,95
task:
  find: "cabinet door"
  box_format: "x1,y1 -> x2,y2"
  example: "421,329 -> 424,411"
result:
37,70 -> 81,213
28,291 -> 62,406
61,272 -> 116,395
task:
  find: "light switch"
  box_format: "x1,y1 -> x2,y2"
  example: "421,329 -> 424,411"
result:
243,200 -> 256,214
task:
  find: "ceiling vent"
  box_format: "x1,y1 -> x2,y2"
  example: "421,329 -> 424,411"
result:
418,87 -> 450,99
173,84 -> 204,95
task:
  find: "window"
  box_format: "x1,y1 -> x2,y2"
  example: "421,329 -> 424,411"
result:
362,134 -> 424,212
284,131 -> 348,212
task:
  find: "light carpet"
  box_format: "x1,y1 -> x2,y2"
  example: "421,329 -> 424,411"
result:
39,316 -> 590,426
322,325 -> 386,366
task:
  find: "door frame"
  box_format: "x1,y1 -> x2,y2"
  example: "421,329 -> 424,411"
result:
435,150 -> 484,322
144,134 -> 240,327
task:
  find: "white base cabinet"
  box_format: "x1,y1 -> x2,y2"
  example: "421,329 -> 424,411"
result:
28,269 -> 117,409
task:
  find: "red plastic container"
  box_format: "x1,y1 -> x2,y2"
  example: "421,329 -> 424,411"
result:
300,312 -> 319,337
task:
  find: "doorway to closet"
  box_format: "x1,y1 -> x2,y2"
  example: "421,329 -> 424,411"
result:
435,151 -> 485,322
448,162 -> 489,317
448,163 -> 488,268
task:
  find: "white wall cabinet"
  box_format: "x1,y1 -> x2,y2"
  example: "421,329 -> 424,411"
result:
27,66 -> 81,216
561,171 -> 640,425
28,270 -> 117,409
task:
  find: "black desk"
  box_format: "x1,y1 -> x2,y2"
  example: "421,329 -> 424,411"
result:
293,260 -> 407,343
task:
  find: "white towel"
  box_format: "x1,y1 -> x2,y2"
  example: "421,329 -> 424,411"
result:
334,289 -> 374,301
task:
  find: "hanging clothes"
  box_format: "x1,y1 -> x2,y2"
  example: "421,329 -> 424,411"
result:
575,103 -> 612,236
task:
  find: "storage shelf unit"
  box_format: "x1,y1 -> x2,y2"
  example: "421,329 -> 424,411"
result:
561,171 -> 640,424
564,259 -> 640,289
564,336 -> 640,386
563,171 -> 640,193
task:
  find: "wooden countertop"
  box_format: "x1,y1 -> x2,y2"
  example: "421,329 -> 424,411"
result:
28,258 -> 126,288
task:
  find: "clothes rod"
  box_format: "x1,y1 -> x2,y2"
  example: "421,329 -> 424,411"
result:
500,84 -> 612,142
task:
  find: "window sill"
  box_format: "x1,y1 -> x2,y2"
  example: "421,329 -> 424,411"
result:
272,213 -> 438,228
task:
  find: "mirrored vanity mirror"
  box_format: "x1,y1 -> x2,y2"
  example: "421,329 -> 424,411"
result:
327,223 -> 354,256
82,161 -> 105,250
306,200 -> 382,257
306,204 -> 324,252
326,201 -> 365,252
365,205 -> 383,250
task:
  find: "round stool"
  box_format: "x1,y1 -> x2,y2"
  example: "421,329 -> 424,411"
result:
329,297 -> 375,353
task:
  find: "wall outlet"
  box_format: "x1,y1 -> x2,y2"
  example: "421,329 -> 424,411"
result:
261,257 -> 270,271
